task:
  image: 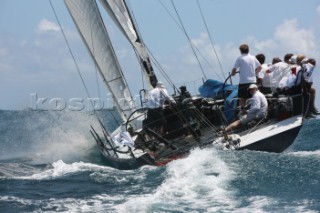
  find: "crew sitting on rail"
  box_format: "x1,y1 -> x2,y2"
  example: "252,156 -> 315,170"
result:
265,53 -> 293,94
269,54 -> 306,96
284,54 -> 306,95
304,58 -> 319,115
222,84 -> 268,133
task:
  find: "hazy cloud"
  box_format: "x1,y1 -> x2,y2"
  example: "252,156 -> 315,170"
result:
36,19 -> 60,33
273,19 -> 317,54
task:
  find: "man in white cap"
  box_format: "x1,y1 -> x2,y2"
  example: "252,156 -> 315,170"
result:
145,81 -> 176,134
224,84 -> 268,132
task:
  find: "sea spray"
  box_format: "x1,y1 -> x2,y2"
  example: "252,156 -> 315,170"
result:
0,109 -> 118,164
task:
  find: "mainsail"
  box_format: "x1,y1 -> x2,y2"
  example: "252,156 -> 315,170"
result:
64,0 -> 135,121
99,0 -> 158,88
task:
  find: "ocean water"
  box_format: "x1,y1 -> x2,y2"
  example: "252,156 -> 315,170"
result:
0,110 -> 319,213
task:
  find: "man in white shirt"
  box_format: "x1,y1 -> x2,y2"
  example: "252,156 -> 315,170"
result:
146,82 -> 175,109
266,53 -> 293,91
256,53 -> 272,94
231,44 -> 262,108
224,84 -> 268,132
304,58 -> 319,114
145,82 -> 176,134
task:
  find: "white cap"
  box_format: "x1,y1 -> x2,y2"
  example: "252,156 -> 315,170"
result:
248,84 -> 258,90
289,55 -> 297,64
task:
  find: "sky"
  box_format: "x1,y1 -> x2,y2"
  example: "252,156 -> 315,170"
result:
0,0 -> 320,110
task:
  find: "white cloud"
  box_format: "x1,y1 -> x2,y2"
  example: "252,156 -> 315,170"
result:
273,19 -> 317,54
36,19 -> 60,33
252,39 -> 276,54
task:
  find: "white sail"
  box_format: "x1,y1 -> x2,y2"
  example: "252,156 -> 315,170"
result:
64,0 -> 135,121
99,0 -> 158,88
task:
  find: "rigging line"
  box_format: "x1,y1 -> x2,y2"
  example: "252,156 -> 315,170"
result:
125,2 -> 194,94
126,1 -> 195,91
127,15 -> 174,88
109,110 -> 121,127
196,0 -> 226,80
158,0 -> 224,81
121,0 -> 143,43
106,76 -> 123,83
170,0 -> 207,81
49,0 -> 98,115
130,47 -> 147,90
121,19 -> 175,91
106,0 -> 150,91
176,78 -> 203,86
191,104 -> 219,131
145,46 -> 175,89
123,1 -> 158,91
130,33 -> 176,93
132,1 -> 197,92
125,0 -> 146,48
129,48 -> 146,92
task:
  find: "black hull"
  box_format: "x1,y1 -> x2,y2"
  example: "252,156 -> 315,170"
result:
100,136 -> 210,170
101,153 -> 156,170
237,125 -> 302,153
98,121 -> 303,169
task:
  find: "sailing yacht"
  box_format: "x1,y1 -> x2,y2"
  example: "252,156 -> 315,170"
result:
63,0 -> 308,169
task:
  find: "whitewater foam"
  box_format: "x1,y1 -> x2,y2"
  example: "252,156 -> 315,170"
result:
288,150 -> 320,158
113,148 -> 239,212
13,160 -> 108,180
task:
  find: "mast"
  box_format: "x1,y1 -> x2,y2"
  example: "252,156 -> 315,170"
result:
64,0 -> 135,121
99,0 -> 158,88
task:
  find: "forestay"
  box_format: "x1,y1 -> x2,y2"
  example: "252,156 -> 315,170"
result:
64,0 -> 135,121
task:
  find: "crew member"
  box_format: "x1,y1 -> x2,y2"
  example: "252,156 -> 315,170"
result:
231,44 -> 262,108
224,84 -> 268,133
145,82 -> 176,134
